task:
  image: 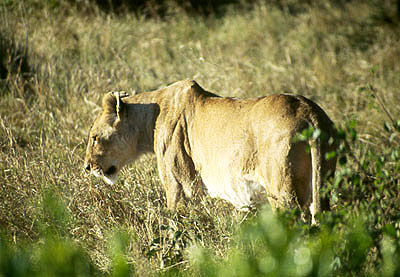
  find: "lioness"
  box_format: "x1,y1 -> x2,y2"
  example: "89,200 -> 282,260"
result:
84,80 -> 337,223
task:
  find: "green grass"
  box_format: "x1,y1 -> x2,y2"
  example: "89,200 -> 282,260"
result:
1,0 -> 400,275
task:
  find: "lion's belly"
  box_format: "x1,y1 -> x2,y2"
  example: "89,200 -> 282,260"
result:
201,172 -> 266,209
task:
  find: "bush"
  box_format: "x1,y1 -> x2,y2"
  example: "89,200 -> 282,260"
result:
189,206 -> 400,276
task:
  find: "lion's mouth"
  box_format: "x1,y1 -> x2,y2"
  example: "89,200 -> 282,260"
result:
105,165 -> 117,176
85,163 -> 118,185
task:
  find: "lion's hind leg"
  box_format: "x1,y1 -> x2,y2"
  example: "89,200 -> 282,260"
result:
289,141 -> 312,207
261,146 -> 299,212
261,140 -> 312,219
289,141 -> 313,221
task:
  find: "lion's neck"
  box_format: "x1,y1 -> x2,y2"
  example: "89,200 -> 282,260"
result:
126,98 -> 158,153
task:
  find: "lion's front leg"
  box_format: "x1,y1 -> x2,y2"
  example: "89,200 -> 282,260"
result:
165,184 -> 181,210
156,162 -> 183,210
155,123 -> 199,210
157,154 -> 199,210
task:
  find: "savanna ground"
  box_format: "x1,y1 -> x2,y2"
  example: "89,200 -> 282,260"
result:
1,0 -> 400,275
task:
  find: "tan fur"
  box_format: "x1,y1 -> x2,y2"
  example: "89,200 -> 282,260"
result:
84,80 -> 337,223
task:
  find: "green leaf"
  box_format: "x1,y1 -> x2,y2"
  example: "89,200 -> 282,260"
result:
325,151 -> 337,160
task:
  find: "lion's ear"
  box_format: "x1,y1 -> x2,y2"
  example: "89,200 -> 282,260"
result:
102,91 -> 129,120
102,92 -> 117,114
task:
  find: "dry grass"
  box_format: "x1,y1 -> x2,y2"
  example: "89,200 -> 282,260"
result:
1,0 -> 399,274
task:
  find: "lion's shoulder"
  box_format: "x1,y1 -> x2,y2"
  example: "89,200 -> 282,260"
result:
165,79 -> 219,99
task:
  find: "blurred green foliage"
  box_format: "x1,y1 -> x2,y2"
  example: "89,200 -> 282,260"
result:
189,206 -> 400,276
1,201 -> 399,276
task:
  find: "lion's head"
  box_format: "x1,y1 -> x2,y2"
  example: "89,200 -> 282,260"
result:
84,91 -> 138,185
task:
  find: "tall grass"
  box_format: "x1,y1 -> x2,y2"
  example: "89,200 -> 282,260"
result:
1,0 -> 399,275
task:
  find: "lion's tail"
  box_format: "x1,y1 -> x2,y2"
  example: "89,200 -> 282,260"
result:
309,119 -> 323,225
